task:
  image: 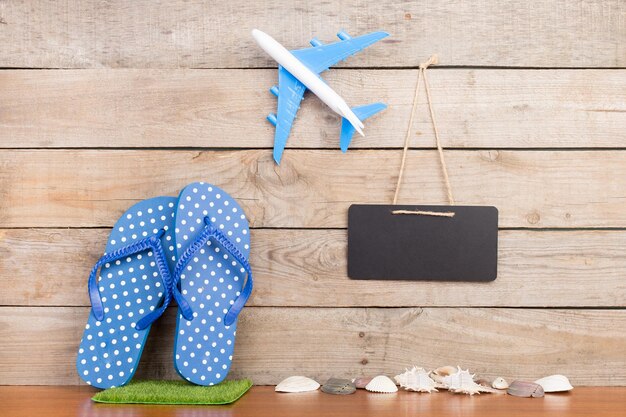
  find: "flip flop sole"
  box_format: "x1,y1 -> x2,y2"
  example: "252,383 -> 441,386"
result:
77,197 -> 177,389
173,182 -> 250,385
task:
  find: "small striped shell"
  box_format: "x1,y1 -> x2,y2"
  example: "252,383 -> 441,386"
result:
365,375 -> 398,393
352,377 -> 373,389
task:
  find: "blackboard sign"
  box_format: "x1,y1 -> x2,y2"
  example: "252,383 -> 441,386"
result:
348,204 -> 498,281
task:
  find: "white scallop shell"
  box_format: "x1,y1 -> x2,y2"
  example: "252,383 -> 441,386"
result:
442,367 -> 500,395
534,375 -> 573,392
275,376 -> 320,393
365,375 -> 398,393
492,377 -> 509,390
394,366 -> 438,393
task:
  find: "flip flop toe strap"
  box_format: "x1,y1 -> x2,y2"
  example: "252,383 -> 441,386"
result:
173,217 -> 253,326
88,229 -> 173,330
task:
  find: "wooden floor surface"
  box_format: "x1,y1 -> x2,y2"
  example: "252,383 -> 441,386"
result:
1,386 -> 625,417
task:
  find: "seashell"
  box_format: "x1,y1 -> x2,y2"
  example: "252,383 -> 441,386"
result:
321,378 -> 356,395
430,366 -> 455,387
365,375 -> 398,393
475,377 -> 491,387
275,376 -> 320,393
352,377 -> 373,389
507,380 -> 545,397
442,367 -> 499,395
394,366 -> 438,393
492,377 -> 509,390
534,375 -> 573,393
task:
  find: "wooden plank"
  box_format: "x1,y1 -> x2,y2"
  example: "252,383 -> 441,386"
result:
3,387 -> 626,417
2,229 -> 624,308
0,307 -> 624,385
0,149 -> 624,228
0,1 -> 624,68
1,69 -> 625,149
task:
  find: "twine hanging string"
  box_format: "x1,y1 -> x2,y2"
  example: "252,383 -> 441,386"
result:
391,55 -> 455,217
392,209 -> 455,218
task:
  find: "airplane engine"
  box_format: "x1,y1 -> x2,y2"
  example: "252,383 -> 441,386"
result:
337,30 -> 351,40
266,113 -> 278,126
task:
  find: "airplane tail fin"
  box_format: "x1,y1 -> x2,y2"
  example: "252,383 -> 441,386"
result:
339,103 -> 387,152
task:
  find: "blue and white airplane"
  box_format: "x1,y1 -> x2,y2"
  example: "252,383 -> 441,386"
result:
252,29 -> 389,164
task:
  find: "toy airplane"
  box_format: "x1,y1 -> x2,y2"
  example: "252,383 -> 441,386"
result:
252,29 -> 389,164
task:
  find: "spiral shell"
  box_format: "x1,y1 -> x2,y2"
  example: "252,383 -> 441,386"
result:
394,367 -> 438,393
442,367 -> 500,395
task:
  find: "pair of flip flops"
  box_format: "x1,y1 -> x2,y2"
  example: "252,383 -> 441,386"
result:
76,183 -> 253,389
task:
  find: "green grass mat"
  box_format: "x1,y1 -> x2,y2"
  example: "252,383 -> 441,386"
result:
92,379 -> 253,405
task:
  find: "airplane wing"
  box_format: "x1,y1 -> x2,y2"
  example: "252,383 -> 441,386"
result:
290,31 -> 389,74
271,65 -> 307,164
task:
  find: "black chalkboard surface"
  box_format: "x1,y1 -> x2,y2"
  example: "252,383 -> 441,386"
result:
348,204 -> 498,281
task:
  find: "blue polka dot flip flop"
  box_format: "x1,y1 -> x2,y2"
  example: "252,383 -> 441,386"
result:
76,197 -> 178,389
171,182 -> 254,385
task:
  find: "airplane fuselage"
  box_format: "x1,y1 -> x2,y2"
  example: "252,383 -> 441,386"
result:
252,29 -> 364,135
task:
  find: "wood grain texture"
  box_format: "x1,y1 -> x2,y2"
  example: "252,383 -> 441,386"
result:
0,1 -> 624,68
1,307 -> 624,385
1,69 -> 625,149
0,0 -> 624,395
3,386 -> 626,417
2,229 -> 624,307
1,149 -> 624,228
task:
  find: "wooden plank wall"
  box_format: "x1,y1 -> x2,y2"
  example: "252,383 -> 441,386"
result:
0,1 -> 624,386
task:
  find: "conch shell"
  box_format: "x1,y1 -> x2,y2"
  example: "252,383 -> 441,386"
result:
441,367 -> 500,395
365,375 -> 398,393
394,367 -> 438,393
534,375 -> 573,392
